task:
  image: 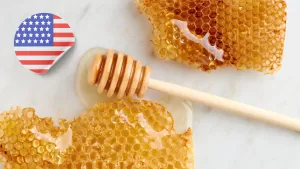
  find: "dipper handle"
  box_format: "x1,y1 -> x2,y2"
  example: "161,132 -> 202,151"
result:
148,79 -> 300,132
88,50 -> 300,132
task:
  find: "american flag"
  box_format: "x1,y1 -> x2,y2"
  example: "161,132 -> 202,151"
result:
14,13 -> 75,74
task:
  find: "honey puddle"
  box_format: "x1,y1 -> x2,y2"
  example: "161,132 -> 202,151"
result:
0,100 -> 194,169
75,47 -> 113,108
76,47 -> 193,134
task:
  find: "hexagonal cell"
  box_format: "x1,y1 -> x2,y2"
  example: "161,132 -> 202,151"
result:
216,31 -> 223,39
188,15 -> 197,22
133,144 -> 141,151
209,11 -> 217,18
209,18 -> 217,27
121,129 -> 130,137
188,23 -> 196,32
126,136 -> 135,144
118,136 -> 126,144
202,23 -> 210,32
124,144 -> 131,152
174,8 -> 181,15
210,3 -> 217,11
188,2 -> 196,8
201,7 -> 210,15
195,3 -> 203,11
208,35 -> 217,45
209,27 -> 217,35
173,2 -> 180,8
180,11 -> 189,19
195,11 -> 203,18
195,19 -> 203,28
202,16 -> 210,23
188,8 -> 196,15
113,144 -> 122,152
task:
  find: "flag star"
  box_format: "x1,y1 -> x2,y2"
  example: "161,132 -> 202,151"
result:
46,39 -> 49,43
27,27 -> 31,31
35,21 -> 39,25
45,15 -> 49,19
29,33 -> 33,37
23,21 -> 27,25
29,21 -> 33,25
23,33 -> 27,37
47,33 -> 51,37
28,16 -> 31,19
17,33 -> 21,37
21,39 -> 25,43
33,27 -> 38,31
35,33 -> 39,37
39,27 -> 44,31
40,39 -> 44,43
27,39 -> 31,43
15,39 -> 19,43
45,27 -> 49,31
34,39 -> 38,43
47,21 -> 51,25
41,33 -> 45,37
41,21 -> 45,25
17,27 -> 19,31
39,14 -> 44,19
21,27 -> 25,31
33,15 -> 37,19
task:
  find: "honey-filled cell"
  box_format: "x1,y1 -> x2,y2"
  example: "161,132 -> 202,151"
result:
135,0 -> 287,74
0,100 -> 194,169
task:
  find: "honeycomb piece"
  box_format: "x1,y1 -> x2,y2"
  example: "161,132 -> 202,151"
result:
0,100 -> 194,169
135,0 -> 287,74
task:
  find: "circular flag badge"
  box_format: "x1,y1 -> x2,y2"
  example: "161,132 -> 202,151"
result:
14,13 -> 75,74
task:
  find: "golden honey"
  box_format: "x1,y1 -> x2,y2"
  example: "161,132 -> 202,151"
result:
135,0 -> 287,74
0,100 -> 194,169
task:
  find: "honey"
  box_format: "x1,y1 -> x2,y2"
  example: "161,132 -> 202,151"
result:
76,47 -> 114,108
135,0 -> 287,74
0,100 -> 194,169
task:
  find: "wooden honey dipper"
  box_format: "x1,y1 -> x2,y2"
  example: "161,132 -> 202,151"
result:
88,50 -> 300,132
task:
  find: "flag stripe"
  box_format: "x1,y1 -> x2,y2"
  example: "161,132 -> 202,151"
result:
18,56 -> 58,60
30,69 -> 49,74
53,33 -> 74,37
20,60 -> 55,65
54,28 -> 73,33
53,24 -> 70,28
53,19 -> 68,24
14,46 -> 72,51
24,65 -> 52,69
15,51 -> 63,56
53,15 -> 61,19
14,13 -> 74,74
53,37 -> 75,42
53,42 -> 74,46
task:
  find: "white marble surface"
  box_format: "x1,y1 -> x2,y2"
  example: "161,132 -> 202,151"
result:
0,0 -> 300,168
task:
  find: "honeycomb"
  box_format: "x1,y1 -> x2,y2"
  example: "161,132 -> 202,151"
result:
135,0 -> 287,74
0,100 -> 194,169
